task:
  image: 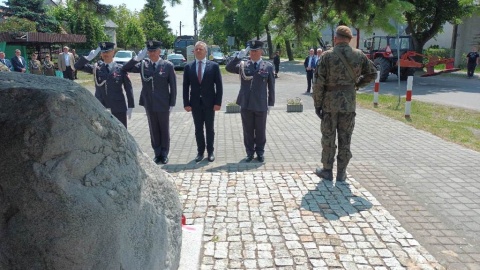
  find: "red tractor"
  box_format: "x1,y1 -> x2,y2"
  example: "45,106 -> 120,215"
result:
363,35 -> 459,82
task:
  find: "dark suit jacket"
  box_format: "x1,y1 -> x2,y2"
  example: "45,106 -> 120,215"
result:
304,55 -> 317,71
11,56 -> 26,72
183,60 -> 223,109
123,58 -> 176,113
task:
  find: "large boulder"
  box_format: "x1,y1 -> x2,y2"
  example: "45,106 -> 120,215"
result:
0,73 -> 182,269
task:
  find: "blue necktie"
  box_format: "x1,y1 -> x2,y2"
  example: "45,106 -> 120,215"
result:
254,62 -> 257,69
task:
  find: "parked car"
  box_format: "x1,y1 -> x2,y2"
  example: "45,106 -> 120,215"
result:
211,51 -> 226,64
113,50 -> 136,65
167,53 -> 187,70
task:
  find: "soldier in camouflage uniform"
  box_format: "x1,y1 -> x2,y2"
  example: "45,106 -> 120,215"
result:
313,25 -> 377,181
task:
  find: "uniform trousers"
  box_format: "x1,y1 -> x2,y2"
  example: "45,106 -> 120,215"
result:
146,111 -> 170,158
112,111 -> 127,128
192,107 -> 215,155
306,70 -> 313,92
241,109 -> 267,156
321,112 -> 356,171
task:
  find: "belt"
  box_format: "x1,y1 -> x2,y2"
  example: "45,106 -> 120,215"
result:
326,84 -> 355,91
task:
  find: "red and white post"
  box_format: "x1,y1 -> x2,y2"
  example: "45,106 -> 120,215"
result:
373,70 -> 380,106
405,76 -> 413,118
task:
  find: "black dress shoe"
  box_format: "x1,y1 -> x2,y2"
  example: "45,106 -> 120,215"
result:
207,153 -> 215,162
153,156 -> 162,164
161,156 -> 169,164
245,155 -> 254,162
257,155 -> 265,162
194,154 -> 204,162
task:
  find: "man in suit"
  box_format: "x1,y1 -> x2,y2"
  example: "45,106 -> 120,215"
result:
122,40 -> 177,165
0,51 -> 13,71
183,41 -> 223,163
10,49 -> 26,73
226,40 -> 275,162
316,48 -> 323,65
304,48 -> 316,94
74,42 -> 134,128
58,46 -> 75,80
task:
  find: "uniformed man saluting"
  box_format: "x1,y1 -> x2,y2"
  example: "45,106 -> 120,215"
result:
226,40 -> 275,163
74,42 -> 134,128
122,40 -> 177,165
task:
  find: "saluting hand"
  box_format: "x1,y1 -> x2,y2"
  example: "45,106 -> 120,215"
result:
86,47 -> 101,61
135,46 -> 148,61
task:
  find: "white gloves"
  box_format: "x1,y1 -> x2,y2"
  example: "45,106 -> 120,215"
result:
127,108 -> 133,119
135,46 -> 148,61
169,106 -> 173,112
237,46 -> 250,59
86,47 -> 101,61
268,106 -> 273,114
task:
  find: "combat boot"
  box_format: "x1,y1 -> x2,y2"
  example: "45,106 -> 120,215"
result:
336,169 -> 347,182
315,168 -> 333,181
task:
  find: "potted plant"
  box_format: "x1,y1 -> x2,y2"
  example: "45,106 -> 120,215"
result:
287,97 -> 303,112
226,101 -> 241,113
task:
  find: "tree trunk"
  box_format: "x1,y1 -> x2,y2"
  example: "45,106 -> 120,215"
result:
451,24 -> 458,58
285,40 -> 293,61
265,24 -> 273,58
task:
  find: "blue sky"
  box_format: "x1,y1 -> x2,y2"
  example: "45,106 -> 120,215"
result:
100,0 -> 204,36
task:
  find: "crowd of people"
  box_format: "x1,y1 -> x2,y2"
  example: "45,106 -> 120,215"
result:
1,25 -> 380,183
0,47 -> 79,79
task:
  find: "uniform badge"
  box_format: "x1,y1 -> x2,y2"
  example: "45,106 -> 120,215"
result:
102,42 -> 106,48
149,41 -> 153,46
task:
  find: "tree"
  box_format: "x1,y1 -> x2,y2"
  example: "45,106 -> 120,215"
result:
404,0 -> 477,53
0,16 -> 36,32
49,1 -> 107,49
1,0 -> 60,32
112,5 -> 145,50
140,0 -> 176,48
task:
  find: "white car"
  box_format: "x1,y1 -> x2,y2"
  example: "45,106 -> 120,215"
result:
113,50 -> 136,65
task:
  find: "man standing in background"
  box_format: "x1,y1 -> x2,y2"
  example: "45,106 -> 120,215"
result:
304,48 -> 316,94
273,51 -> 280,78
58,46 -> 75,80
11,49 -> 26,73
0,51 -> 13,71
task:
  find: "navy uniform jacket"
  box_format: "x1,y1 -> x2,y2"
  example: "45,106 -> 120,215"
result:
225,58 -> 275,112
11,56 -> 26,72
123,59 -> 176,112
183,60 -> 223,109
74,57 -> 134,113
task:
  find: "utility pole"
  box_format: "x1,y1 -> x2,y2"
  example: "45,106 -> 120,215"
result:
179,21 -> 182,36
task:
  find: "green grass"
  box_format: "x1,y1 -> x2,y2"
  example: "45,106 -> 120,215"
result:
356,93 -> 480,152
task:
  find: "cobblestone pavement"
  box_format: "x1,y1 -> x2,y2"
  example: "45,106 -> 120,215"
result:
81,71 -> 480,269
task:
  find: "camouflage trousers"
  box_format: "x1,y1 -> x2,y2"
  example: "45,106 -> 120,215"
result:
321,112 -> 356,170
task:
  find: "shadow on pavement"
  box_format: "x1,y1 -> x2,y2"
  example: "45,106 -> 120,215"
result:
300,180 -> 372,220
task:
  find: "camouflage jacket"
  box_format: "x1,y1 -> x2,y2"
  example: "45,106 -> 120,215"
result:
313,43 -> 377,112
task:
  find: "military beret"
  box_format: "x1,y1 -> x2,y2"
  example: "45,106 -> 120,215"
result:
98,42 -> 115,52
146,40 -> 162,51
247,40 -> 263,50
335,25 -> 353,39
